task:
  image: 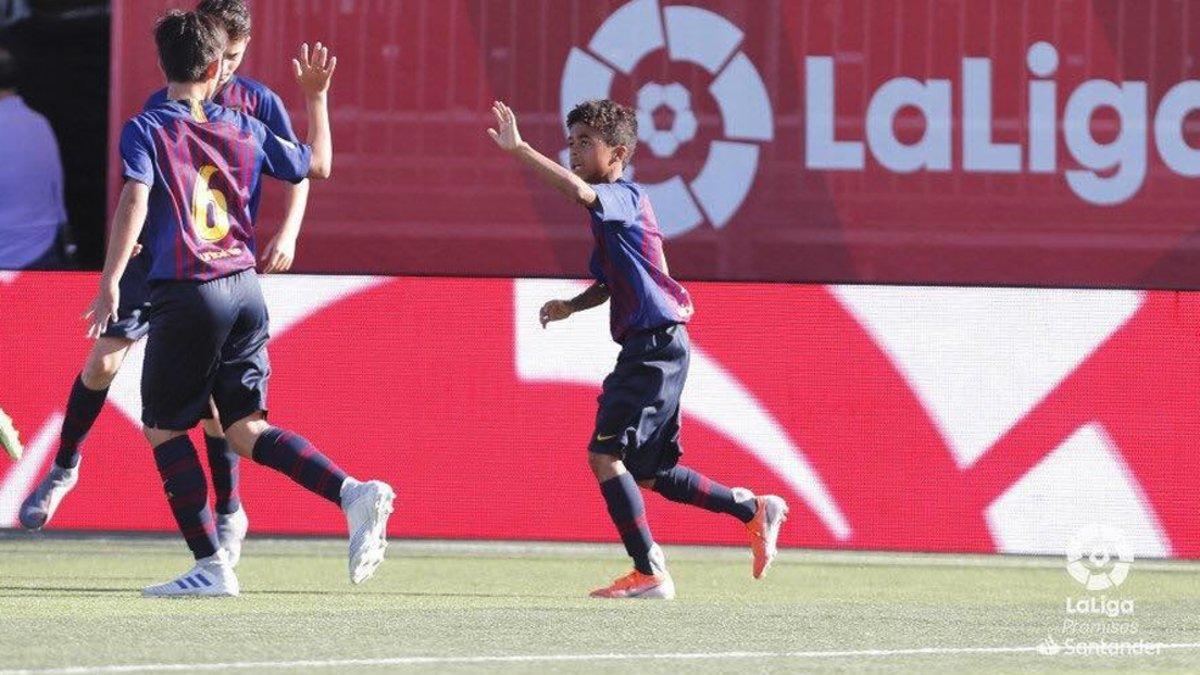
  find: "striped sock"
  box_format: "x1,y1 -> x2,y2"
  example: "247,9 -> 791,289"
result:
251,427 -> 347,505
56,375 -> 108,469
599,472 -> 655,574
652,465 -> 757,523
205,434 -> 241,515
152,436 -> 218,560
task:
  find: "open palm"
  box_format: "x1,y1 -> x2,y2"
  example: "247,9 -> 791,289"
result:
293,42 -> 337,96
487,101 -> 522,151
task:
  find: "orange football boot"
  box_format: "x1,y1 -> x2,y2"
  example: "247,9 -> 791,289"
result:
589,544 -> 675,599
746,494 -> 789,579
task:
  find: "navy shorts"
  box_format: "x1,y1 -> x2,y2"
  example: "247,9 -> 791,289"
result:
589,323 -> 689,480
141,269 -> 270,431
101,253 -> 152,341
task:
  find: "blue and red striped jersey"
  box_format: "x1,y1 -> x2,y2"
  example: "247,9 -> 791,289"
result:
146,75 -> 299,143
587,180 -> 693,343
119,98 -> 311,281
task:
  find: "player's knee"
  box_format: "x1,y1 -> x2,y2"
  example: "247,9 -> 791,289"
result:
200,416 -> 224,439
144,427 -> 186,447
81,355 -> 120,389
224,413 -> 270,458
587,451 -> 622,481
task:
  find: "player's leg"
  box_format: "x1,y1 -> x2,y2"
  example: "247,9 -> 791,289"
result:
216,270 -> 394,584
636,326 -> 789,579
18,337 -> 132,530
225,412 -> 395,584
586,332 -> 676,600
201,401 -> 248,566
139,280 -> 238,598
20,257 -> 153,530
587,451 -> 673,599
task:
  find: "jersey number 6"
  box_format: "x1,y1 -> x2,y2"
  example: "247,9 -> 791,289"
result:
192,165 -> 232,243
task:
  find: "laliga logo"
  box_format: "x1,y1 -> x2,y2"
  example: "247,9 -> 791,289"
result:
809,41 -> 1200,206
560,0 -> 774,237
1065,524 -> 1133,591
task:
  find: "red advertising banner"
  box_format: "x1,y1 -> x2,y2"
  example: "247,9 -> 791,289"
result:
2,272 -> 1197,557
109,0 -> 1200,288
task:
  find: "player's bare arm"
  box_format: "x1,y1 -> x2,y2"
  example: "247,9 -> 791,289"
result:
540,282 -> 610,328
488,100 -> 599,208
293,42 -> 336,179
260,179 -> 309,273
85,181 -> 150,339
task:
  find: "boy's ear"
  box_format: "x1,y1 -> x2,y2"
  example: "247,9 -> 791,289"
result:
203,59 -> 221,81
611,144 -> 629,166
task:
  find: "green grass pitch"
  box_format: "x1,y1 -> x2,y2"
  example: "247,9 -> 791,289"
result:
1,535 -> 1198,673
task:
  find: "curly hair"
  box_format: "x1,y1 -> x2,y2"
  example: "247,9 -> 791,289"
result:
197,0 -> 252,41
566,99 -> 638,163
154,10 -> 227,83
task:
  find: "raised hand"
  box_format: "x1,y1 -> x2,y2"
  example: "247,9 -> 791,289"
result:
293,42 -> 337,97
487,100 -> 523,152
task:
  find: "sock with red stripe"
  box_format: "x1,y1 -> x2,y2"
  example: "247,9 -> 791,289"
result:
598,472 -> 655,575
152,436 -> 219,560
56,374 -> 109,469
251,427 -> 347,505
652,465 -> 757,523
205,434 -> 241,515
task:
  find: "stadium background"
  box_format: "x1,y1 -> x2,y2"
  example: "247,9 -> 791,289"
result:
2,0 -> 1198,559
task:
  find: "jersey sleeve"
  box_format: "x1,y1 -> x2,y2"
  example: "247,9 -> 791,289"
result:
119,119 -> 155,186
257,90 -> 301,143
254,117 -> 312,184
143,87 -> 168,112
588,183 -> 639,226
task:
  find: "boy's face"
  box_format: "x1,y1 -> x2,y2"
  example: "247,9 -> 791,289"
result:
568,122 -> 625,182
218,36 -> 250,87
200,57 -> 222,98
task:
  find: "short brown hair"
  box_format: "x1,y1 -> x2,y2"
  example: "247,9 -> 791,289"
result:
197,0 -> 252,41
566,99 -> 638,163
154,10 -> 227,83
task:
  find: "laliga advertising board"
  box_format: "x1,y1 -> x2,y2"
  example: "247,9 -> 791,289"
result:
110,0 -> 1200,288
3,273 -> 1200,559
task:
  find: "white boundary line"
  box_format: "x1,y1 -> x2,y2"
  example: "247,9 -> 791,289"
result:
4,643 -> 1200,674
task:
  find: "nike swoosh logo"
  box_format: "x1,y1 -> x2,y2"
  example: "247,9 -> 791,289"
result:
595,433 -> 617,441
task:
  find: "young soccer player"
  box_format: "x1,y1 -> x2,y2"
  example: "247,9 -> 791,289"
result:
20,0 -> 310,568
84,10 -> 394,597
487,99 -> 789,599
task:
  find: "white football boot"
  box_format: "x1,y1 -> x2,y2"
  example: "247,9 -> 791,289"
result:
340,478 -> 396,584
216,506 -> 249,568
19,461 -> 80,530
142,549 -> 239,598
